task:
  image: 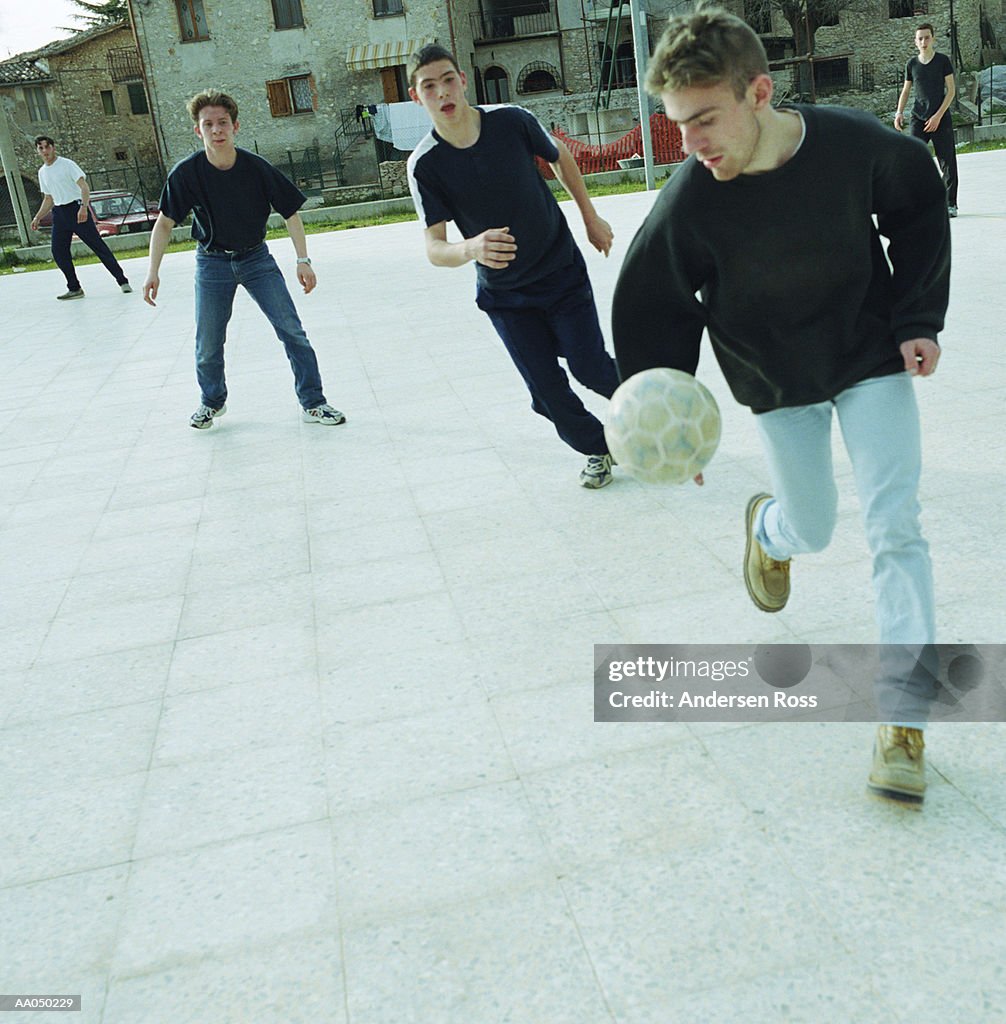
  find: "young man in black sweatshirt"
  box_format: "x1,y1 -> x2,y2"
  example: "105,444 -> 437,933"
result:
612,7 -> 950,804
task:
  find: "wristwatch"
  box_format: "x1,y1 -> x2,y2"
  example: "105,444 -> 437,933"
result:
296,257 -> 312,265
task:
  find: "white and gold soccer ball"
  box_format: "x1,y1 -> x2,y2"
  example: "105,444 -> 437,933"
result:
604,368 -> 722,484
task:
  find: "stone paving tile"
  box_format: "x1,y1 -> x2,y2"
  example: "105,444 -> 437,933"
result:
341,885 -> 613,1024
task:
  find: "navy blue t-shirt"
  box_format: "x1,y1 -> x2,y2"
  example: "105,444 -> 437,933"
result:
159,148 -> 306,251
905,52 -> 954,122
407,104 -> 578,292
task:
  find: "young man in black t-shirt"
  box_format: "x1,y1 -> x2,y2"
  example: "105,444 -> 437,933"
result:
406,45 -> 620,489
142,91 -> 344,429
895,22 -> 959,215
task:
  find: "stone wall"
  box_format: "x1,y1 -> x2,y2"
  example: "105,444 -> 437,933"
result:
519,87 -> 652,147
378,159 -> 409,197
559,27 -> 596,94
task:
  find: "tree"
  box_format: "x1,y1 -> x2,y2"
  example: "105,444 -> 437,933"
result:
63,1 -> 130,29
773,0 -> 855,55
745,0 -> 869,94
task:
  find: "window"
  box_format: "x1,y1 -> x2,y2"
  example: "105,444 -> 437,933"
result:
813,56 -> 850,91
272,0 -> 304,30
101,90 -> 117,115
266,74 -> 316,116
380,65 -> 409,103
517,62 -> 560,94
374,0 -> 404,16
599,44 -> 634,88
888,0 -> 913,17
115,149 -> 128,161
484,66 -> 510,103
177,0 -> 210,41
25,86 -> 51,122
614,42 -> 635,86
763,38 -> 789,61
127,82 -> 149,115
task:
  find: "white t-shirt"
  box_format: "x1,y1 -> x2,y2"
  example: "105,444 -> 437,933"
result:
38,156 -> 87,205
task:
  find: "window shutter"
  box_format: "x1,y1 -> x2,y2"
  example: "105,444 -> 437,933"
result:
267,79 -> 292,116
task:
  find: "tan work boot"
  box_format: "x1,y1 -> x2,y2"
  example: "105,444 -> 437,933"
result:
868,726 -> 926,805
744,493 -> 791,612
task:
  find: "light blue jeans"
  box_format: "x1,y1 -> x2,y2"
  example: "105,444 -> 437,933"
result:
753,373 -> 936,722
194,244 -> 326,410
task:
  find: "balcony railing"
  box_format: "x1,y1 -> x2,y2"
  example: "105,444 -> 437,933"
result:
107,47 -> 143,83
470,5 -> 558,42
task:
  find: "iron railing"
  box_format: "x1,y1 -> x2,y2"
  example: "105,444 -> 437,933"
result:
470,5 -> 557,43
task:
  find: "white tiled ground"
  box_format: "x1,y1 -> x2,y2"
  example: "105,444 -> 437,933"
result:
2,150 -> 1004,1023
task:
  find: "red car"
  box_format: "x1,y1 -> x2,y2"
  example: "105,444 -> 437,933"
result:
38,189 -> 160,236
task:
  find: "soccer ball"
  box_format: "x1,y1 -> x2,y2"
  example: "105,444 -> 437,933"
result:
604,368 -> 722,484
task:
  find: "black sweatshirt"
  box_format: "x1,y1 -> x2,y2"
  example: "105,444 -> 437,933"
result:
612,105 -> 950,412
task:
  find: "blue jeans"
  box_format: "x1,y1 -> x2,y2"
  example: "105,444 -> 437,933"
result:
476,254 -> 619,455
753,373 -> 936,721
194,244 -> 326,410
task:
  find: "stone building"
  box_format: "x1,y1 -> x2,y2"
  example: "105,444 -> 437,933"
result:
122,0 -> 986,193
0,19 -> 161,220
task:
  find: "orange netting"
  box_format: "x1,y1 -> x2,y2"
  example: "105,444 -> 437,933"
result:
538,111 -> 684,178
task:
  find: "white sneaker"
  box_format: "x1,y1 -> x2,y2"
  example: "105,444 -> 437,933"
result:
190,403 -> 226,429
120,282 -> 133,293
302,404 -> 346,425
580,454 -> 613,489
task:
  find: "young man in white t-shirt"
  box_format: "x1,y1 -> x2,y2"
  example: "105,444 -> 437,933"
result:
30,136 -> 132,300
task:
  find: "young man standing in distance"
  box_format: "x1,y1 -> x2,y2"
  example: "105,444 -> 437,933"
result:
895,23 -> 959,216
30,136 -> 132,300
613,8 -> 950,804
143,91 -> 345,430
406,45 -> 621,488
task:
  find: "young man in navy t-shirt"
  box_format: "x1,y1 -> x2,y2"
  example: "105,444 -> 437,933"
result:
895,22 -> 959,215
143,91 -> 344,429
406,45 -> 620,488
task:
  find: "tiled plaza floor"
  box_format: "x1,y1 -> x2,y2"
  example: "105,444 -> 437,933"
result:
1,150 -> 1004,1023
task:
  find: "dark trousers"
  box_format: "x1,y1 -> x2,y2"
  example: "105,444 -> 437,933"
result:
51,202 -> 128,290
910,117 -> 959,206
476,253 -> 619,456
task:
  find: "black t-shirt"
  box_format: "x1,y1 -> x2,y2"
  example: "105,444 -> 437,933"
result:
406,104 -> 578,292
905,52 -> 954,121
159,148 -> 306,250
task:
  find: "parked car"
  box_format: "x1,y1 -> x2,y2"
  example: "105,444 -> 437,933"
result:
37,189 -> 160,236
